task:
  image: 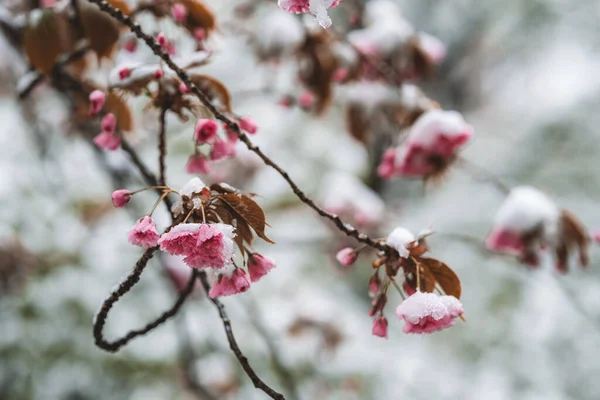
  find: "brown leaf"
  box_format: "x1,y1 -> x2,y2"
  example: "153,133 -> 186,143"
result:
559,209 -> 590,269
181,0 -> 216,34
210,183 -> 239,194
78,2 -> 121,59
346,104 -> 370,145
189,74 -> 231,112
420,257 -> 462,299
105,92 -> 133,132
298,32 -> 337,115
218,194 -> 274,244
106,0 -> 132,15
24,10 -> 74,75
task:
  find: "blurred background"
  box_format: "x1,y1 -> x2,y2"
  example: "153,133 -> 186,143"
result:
1,0 -> 600,399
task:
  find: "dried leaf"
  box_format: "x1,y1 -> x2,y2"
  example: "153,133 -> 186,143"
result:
181,0 -> 216,34
559,209 -> 590,270
79,2 -> 121,59
218,194 -> 274,244
420,257 -> 461,299
189,74 -> 231,112
213,205 -> 254,254
210,183 -> 239,194
24,9 -> 74,75
105,92 -> 133,132
346,104 -> 370,144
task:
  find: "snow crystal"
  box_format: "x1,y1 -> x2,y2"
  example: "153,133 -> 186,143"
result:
180,177 -> 206,197
386,227 -> 415,258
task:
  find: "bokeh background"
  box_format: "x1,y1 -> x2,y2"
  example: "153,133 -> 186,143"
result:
1,0 -> 600,399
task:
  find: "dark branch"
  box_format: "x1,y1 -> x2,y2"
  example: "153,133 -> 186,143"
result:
93,247 -> 198,352
157,107 -> 168,186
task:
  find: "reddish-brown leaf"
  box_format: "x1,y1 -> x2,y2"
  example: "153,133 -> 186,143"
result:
189,74 -> 232,112
181,0 -> 216,34
210,183 -> 239,194
105,92 -> 133,132
24,10 -> 74,75
218,194 -> 274,244
212,204 -> 253,255
79,2 -> 121,59
420,257 -> 462,299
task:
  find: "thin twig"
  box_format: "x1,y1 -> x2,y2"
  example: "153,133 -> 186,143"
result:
93,247 -> 198,352
457,157 -> 511,196
86,0 -> 390,253
195,271 -> 286,400
158,107 -> 168,186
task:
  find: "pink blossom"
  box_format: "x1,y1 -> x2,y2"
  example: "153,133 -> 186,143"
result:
186,154 -> 210,174
485,228 -> 526,256
171,3 -> 188,24
122,38 -> 137,53
368,274 -> 381,297
395,110 -> 473,177
40,0 -> 56,7
211,139 -> 236,161
156,32 -> 168,50
128,216 -> 160,248
395,291 -> 463,334
195,119 -> 218,143
377,148 -> 397,180
248,254 -> 276,282
179,82 -> 191,94
118,67 -> 132,80
591,229 -> 600,244
88,90 -> 106,116
111,189 -> 132,207
372,316 -> 388,339
277,0 -> 342,28
239,117 -> 258,134
209,268 -> 251,298
153,69 -> 164,80
93,131 -> 120,151
159,223 -> 236,269
336,247 -> 357,266
101,113 -> 117,133
298,91 -> 315,108
332,68 -> 348,82
194,28 -> 206,43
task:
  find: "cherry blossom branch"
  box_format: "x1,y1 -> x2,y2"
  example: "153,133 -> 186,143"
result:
93,246 -> 198,352
86,0 -> 389,253
157,107 -> 168,186
195,271 -> 286,400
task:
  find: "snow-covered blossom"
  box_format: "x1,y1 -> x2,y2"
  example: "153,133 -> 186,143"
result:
118,67 -> 132,80
386,227 -> 416,258
180,177 -> 207,198
417,32 -> 447,64
248,254 -> 276,282
128,216 -> 160,248
171,3 -> 187,24
486,186 -> 560,266
395,291 -> 463,334
186,154 -> 210,174
239,117 -> 258,134
111,189 -> 131,207
392,110 -> 473,177
209,266 -> 251,298
321,172 -> 385,226
372,316 -> 388,338
335,248 -> 357,266
278,0 -> 342,29
211,139 -> 236,161
158,223 -> 236,269
88,90 -> 105,116
195,119 -> 218,143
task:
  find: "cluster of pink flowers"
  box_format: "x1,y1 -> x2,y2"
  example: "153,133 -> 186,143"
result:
378,110 -> 473,179
395,291 -> 463,334
185,117 -> 258,175
278,0 -> 342,29
93,113 -> 120,151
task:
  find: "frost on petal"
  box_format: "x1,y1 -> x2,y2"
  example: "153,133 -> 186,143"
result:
248,254 -> 276,282
180,177 -> 207,198
182,224 -> 236,269
395,291 -> 463,334
386,227 -> 415,258
128,216 -> 160,248
158,223 -> 203,256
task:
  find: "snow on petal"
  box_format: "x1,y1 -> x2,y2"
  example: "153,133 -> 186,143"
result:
128,216 -> 160,248
395,291 -> 463,334
386,227 -> 415,258
180,177 -> 207,198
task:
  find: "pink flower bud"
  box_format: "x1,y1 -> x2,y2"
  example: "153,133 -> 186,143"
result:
194,119 -> 218,143
179,82 -> 191,94
185,154 -> 210,174
88,90 -> 106,116
368,274 -> 381,297
171,3 -> 188,23
111,189 -> 132,207
377,148 -> 397,180
372,316 -> 388,339
332,68 -> 348,82
211,139 -> 236,161
239,116 -> 258,134
248,254 -> 276,282
153,69 -> 164,80
118,67 -> 132,80
194,28 -> 206,43
101,113 -> 117,133
278,96 -> 294,109
336,247 -> 357,267
156,32 -> 168,50
128,216 -> 160,248
93,131 -> 120,151
368,293 -> 387,317
122,38 -> 137,53
209,268 -> 251,298
298,91 -> 315,108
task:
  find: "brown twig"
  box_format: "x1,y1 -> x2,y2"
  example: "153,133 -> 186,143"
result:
93,246 -> 198,352
157,107 -> 168,186
86,0 -> 390,253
